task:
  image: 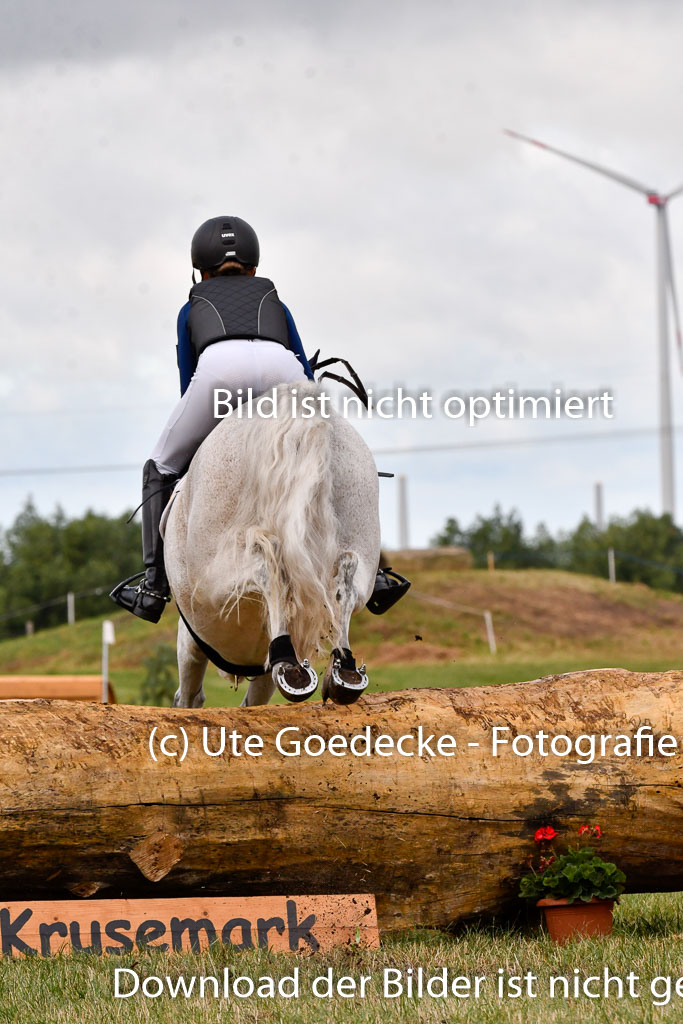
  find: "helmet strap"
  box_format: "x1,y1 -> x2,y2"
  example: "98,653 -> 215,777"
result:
191,269 -> 198,284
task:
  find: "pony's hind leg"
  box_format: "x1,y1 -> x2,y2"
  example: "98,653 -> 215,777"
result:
174,618 -> 209,708
322,552 -> 369,705
256,567 -> 318,703
241,672 -> 277,707
269,634 -> 318,703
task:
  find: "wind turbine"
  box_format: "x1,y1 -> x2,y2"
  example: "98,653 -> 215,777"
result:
505,128 -> 683,519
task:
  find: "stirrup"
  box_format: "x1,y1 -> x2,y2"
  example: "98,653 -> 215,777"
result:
109,571 -> 145,599
366,567 -> 411,615
110,571 -> 171,604
109,571 -> 171,623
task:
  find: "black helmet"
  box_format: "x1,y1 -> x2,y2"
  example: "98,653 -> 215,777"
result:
190,216 -> 260,273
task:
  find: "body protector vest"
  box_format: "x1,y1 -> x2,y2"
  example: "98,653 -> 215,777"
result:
187,275 -> 291,361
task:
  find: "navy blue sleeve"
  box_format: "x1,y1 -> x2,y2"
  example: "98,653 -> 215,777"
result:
282,303 -> 314,380
176,302 -> 196,395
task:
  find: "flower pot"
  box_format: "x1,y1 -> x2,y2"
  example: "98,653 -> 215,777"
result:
537,898 -> 614,944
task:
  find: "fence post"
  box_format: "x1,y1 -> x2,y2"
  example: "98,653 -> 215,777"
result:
608,548 -> 616,584
66,591 -> 75,626
397,474 -> 409,549
25,620 -> 34,636
483,610 -> 497,655
487,551 -> 495,572
101,620 -> 116,703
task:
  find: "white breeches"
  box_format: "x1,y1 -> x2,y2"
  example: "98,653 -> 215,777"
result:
150,339 -> 306,475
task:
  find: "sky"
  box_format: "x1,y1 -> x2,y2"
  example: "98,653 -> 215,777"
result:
1,0 -> 682,548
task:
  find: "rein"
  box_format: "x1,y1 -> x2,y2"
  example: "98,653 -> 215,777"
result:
309,352 -> 369,409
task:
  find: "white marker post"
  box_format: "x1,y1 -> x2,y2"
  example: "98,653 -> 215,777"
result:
483,610 -> 497,655
594,482 -> 605,531
397,474 -> 409,550
102,620 -> 116,703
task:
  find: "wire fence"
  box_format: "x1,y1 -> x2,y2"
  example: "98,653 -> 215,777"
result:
1,548 -> 681,641
0,587 -> 108,625
410,590 -> 497,654
0,587 -> 112,637
609,550 -> 683,577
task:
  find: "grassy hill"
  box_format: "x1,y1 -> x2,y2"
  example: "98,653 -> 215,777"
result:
0,567 -> 681,705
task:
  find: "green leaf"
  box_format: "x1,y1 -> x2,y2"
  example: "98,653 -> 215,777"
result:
519,846 -> 626,903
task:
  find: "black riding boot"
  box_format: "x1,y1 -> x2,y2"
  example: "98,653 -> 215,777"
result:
366,567 -> 411,615
109,460 -> 178,623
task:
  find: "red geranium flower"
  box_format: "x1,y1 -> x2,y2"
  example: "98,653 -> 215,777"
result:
593,825 -> 602,839
534,826 -> 558,843
578,825 -> 590,835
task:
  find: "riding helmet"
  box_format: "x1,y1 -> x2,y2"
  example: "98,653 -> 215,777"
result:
190,216 -> 260,272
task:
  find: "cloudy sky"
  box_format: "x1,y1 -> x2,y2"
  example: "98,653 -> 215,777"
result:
1,0 -> 682,547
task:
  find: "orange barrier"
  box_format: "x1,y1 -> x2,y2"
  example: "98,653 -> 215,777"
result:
0,675 -> 116,702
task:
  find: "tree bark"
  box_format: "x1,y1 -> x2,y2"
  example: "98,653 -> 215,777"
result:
0,668 -> 681,931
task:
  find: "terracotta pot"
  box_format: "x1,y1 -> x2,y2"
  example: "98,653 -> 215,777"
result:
537,898 -> 614,944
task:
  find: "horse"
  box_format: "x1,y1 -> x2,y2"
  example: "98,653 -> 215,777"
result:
162,380 -> 381,708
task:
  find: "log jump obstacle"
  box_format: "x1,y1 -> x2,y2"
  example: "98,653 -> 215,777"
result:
0,668 -> 680,932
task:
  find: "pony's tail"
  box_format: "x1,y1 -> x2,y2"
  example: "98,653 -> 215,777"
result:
216,381 -> 341,658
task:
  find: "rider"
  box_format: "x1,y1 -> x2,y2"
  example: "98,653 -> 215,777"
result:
110,215 -> 409,623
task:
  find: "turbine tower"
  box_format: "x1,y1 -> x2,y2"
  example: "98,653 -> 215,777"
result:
506,129 -> 682,518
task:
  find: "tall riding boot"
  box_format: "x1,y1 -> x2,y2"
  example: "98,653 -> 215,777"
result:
109,460 -> 178,623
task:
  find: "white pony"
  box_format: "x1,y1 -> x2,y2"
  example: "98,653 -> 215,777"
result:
163,381 -> 381,707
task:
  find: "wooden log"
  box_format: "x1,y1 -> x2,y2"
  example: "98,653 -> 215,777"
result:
0,668 -> 681,932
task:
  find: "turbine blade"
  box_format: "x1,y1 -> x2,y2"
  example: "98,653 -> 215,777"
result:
504,129 -> 653,196
662,208 -> 683,372
665,182 -> 683,201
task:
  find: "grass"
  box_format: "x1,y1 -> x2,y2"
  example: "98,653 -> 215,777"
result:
0,894 -> 682,1022
109,654 -> 683,707
2,565 -> 682,706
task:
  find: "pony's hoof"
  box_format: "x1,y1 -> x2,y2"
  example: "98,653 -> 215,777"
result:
322,649 -> 368,705
273,659 -> 318,703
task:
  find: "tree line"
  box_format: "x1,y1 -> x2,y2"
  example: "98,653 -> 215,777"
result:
432,505 -> 683,592
0,500 -> 141,638
1,500 -> 682,640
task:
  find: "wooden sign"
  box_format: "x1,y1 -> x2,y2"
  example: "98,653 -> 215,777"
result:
0,895 -> 379,957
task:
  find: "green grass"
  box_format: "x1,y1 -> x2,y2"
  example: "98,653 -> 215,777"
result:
110,656 -> 683,707
2,564 -> 682,707
0,894 -> 681,1022
108,657 -> 683,706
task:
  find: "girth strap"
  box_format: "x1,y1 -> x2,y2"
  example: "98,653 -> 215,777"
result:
176,603 -> 267,677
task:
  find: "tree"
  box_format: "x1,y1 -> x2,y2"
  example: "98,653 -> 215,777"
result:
0,500 -> 142,638
432,504 -> 540,568
430,516 -> 465,548
603,511 -> 683,591
431,506 -> 683,591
